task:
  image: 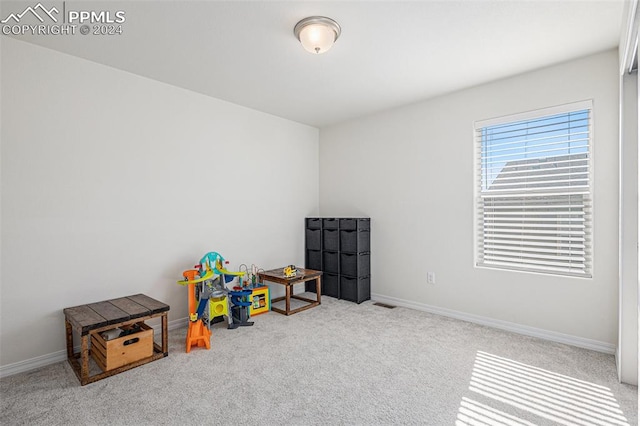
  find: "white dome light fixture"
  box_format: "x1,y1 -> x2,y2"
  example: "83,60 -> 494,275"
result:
294,16 -> 341,54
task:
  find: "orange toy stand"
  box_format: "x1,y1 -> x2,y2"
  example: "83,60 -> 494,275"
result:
182,269 -> 213,353
186,319 -> 211,353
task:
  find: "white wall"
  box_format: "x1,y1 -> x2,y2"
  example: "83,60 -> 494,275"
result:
0,37 -> 319,367
320,50 -> 620,348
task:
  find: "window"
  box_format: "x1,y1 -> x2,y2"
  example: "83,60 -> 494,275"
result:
475,101 -> 592,278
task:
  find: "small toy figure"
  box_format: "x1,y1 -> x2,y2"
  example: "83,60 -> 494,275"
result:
283,265 -> 297,278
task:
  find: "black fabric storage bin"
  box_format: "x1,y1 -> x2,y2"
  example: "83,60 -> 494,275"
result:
323,229 -> 339,251
323,218 -> 339,229
340,253 -> 370,277
340,218 -> 370,231
323,273 -> 339,298
340,230 -> 370,253
323,251 -> 339,273
306,250 -> 322,270
306,229 -> 321,250
340,276 -> 371,304
306,218 -> 322,230
339,218 -> 357,230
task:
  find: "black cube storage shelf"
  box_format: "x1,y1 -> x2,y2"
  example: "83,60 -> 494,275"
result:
304,217 -> 371,303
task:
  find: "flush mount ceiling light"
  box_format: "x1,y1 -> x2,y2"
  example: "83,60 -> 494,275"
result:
294,16 -> 341,54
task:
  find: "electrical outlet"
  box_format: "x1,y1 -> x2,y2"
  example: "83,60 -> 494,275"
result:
427,272 -> 436,284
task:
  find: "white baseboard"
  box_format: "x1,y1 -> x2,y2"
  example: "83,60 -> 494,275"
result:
371,293 -> 616,355
0,317 -> 188,379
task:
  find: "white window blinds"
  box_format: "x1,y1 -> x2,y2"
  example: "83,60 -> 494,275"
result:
475,101 -> 592,278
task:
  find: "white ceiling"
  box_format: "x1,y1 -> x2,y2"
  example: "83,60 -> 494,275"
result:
5,0 -> 626,127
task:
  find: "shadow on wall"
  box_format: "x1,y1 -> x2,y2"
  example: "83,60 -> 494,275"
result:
456,351 -> 631,426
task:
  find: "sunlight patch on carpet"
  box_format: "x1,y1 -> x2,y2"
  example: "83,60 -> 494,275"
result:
456,397 -> 537,426
456,351 -> 630,426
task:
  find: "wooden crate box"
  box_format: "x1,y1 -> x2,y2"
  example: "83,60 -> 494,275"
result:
91,323 -> 154,372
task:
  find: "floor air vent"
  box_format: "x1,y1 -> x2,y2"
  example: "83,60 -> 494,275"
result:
373,302 -> 396,309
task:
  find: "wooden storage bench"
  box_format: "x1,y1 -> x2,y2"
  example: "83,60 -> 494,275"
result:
64,294 -> 169,385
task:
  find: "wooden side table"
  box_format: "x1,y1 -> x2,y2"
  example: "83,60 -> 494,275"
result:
63,294 -> 169,385
258,268 -> 322,315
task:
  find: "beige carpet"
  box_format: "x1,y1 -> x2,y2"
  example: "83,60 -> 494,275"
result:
1,294 -> 637,425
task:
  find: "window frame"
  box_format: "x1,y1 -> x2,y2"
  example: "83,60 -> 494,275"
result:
473,100 -> 594,278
